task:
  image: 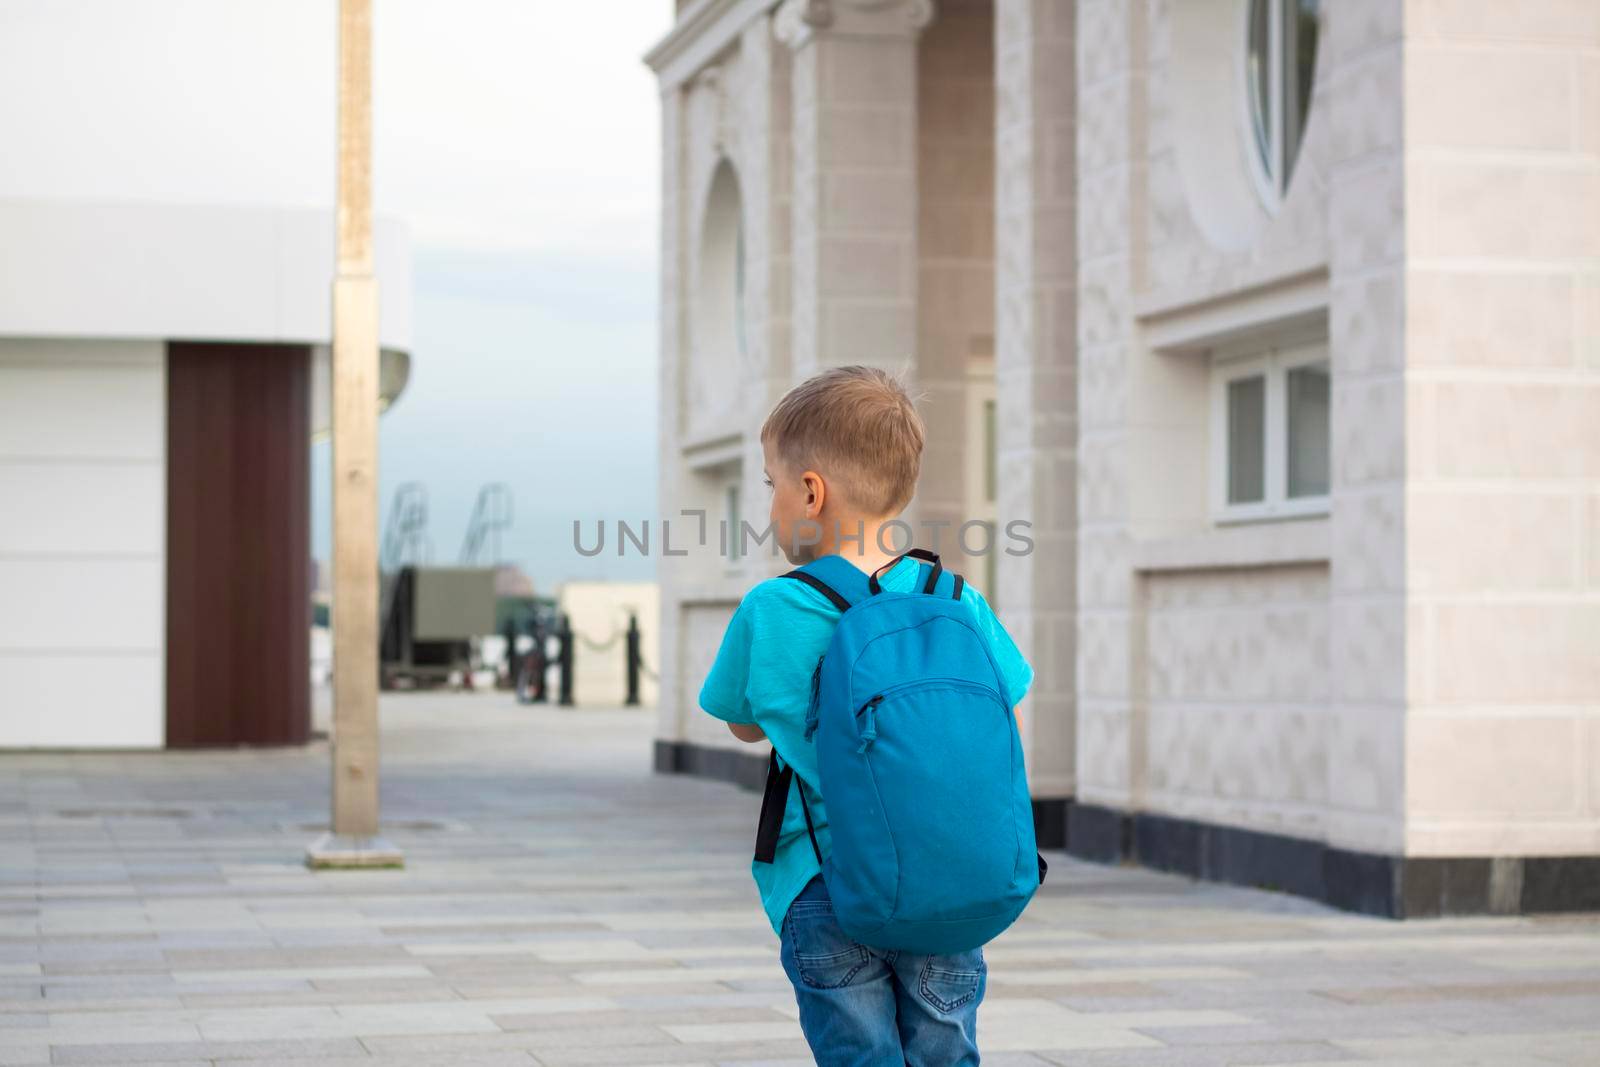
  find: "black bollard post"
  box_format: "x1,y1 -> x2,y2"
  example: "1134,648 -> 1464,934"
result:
503,616 -> 519,692
557,613 -> 575,707
533,624 -> 549,702
529,624 -> 548,703
625,613 -> 640,707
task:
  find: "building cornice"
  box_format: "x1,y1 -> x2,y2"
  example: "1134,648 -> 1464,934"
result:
643,0 -> 777,90
644,0 -> 933,87
774,0 -> 934,49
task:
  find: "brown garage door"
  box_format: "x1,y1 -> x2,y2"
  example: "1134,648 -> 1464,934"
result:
166,341 -> 311,747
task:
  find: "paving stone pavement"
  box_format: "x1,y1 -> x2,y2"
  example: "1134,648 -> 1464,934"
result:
1,693 -> 1597,1066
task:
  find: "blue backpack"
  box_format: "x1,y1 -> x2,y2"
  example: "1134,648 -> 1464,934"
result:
753,549 -> 1046,954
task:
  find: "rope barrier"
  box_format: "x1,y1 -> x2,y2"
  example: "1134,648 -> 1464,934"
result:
574,626 -> 624,652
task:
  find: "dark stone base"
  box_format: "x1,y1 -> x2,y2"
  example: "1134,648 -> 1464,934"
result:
1030,797 -> 1071,850
655,743 -> 1599,918
655,741 -> 1076,841
1066,802 -> 1600,918
653,739 -> 770,793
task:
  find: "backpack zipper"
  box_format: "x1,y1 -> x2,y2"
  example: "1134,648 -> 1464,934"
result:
851,678 -> 1006,755
856,676 -> 1004,710
855,695 -> 883,754
803,654 -> 825,742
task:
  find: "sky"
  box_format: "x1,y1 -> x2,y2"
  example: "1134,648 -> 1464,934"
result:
0,0 -> 674,588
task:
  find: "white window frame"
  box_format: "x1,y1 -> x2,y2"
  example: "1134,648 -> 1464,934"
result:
1241,0 -> 1319,208
1210,339 -> 1330,524
723,480 -> 741,562
1242,0 -> 1282,207
964,362 -> 998,602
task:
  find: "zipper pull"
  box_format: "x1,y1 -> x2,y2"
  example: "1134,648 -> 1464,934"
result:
803,656 -> 825,742
856,695 -> 883,754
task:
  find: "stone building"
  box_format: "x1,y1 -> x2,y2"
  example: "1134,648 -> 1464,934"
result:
646,0 -> 1600,915
0,199 -> 412,750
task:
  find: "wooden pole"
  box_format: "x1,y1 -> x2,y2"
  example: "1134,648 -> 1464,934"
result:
308,0 -> 402,869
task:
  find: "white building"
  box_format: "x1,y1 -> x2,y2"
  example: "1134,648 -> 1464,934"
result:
0,5 -> 412,749
0,201 -> 411,750
647,0 -> 1600,915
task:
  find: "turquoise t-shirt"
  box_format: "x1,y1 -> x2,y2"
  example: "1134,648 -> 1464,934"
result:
697,554 -> 1035,937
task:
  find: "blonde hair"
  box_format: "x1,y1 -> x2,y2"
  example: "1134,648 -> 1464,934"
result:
759,365 -> 926,517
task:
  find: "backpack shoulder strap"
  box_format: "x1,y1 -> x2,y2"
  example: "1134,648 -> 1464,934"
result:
779,554 -> 872,612
753,750 -> 824,867
923,564 -> 964,600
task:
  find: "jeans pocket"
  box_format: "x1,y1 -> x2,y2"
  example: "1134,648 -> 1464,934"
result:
784,902 -> 871,989
918,957 -> 985,1013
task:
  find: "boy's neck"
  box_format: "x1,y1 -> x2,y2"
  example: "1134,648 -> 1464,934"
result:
810,515 -> 906,577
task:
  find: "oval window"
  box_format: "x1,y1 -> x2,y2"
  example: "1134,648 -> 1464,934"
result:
1246,0 -> 1320,200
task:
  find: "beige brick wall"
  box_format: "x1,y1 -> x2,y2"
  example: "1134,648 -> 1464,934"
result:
1073,0 -> 1140,813
1076,0 -> 1410,853
916,0 -> 994,564
996,0 -> 1078,797
1142,565 -> 1332,840
1400,0 -> 1600,856
654,12 -> 795,753
1323,0 -> 1408,856
654,0 -> 935,754
651,0 -> 1600,864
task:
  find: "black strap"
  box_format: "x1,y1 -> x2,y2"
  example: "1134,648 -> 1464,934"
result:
753,750 -> 824,867
753,751 -> 790,863
794,774 -> 824,866
1038,852 -> 1048,885
780,570 -> 850,612
951,573 -> 965,601
920,557 -> 944,594
868,549 -> 943,595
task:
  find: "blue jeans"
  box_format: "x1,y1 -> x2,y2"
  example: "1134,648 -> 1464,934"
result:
779,875 -> 985,1066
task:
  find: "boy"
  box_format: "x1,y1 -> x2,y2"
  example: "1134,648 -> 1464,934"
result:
698,365 -> 1033,1065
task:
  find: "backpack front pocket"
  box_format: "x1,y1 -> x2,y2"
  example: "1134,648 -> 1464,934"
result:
856,679 -> 1019,924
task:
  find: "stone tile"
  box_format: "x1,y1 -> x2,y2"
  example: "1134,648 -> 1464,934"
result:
1038,1043 -> 1354,1066
263,1057 -> 536,1067
362,1025 -> 666,1055
494,1005 -> 789,1034
1333,1029 -> 1600,1063
175,986 -> 454,1009
660,1021 -> 803,1044
0,694 -> 1593,1065
1313,978 -> 1600,1005
572,966 -> 778,986
47,1037 -> 368,1062
543,1045 -> 807,1067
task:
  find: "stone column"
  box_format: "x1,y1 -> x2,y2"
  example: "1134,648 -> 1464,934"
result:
308,0 -> 401,869
653,84 -> 687,754
1397,3 -> 1600,869
1071,0 -> 1143,833
1319,0 -> 1408,870
778,1 -> 932,479
994,0 -> 1076,818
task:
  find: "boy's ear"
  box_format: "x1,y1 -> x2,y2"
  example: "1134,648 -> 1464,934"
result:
801,469 -> 826,517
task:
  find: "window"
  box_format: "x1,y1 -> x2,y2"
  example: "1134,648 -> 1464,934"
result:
686,160 -> 745,438
1212,341 -> 1329,521
724,482 -> 741,561
982,398 -> 997,505
1246,0 -> 1320,201
734,210 -> 747,360
964,366 -> 998,607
